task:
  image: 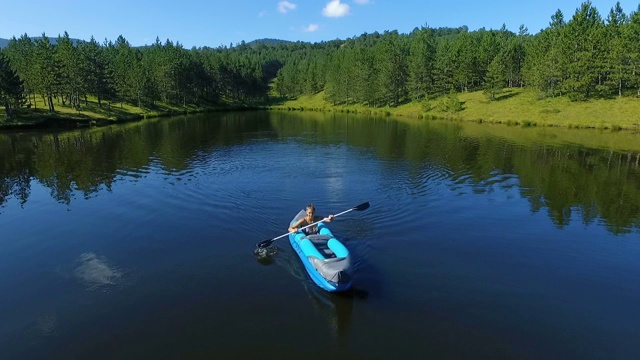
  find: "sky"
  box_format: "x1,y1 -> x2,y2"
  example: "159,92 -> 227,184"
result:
1,0 -> 638,48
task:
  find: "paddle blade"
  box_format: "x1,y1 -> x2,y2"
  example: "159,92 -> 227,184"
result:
353,202 -> 370,211
256,239 -> 274,248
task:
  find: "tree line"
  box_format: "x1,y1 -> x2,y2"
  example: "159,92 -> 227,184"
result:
1,1 -> 640,120
0,33 -> 292,118
275,1 -> 640,104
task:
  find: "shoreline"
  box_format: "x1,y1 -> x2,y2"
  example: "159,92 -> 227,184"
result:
3,88 -> 640,133
0,104 -> 266,131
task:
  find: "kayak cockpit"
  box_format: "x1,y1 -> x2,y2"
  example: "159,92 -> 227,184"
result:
289,210 -> 353,291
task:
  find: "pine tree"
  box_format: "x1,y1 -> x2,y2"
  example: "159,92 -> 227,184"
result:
408,27 -> 436,100
374,31 -> 408,107
604,2 -> 631,97
629,6 -> 640,96
564,2 -> 605,101
0,52 -> 26,119
56,31 -> 84,109
484,56 -> 505,100
79,36 -> 114,107
4,35 -> 36,108
33,34 -> 59,112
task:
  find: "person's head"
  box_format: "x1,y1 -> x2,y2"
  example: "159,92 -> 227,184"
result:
306,203 -> 316,217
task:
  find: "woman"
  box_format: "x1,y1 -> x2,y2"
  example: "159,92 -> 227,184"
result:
288,203 -> 334,235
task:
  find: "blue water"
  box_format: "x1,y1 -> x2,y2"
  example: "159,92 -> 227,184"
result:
0,111 -> 639,359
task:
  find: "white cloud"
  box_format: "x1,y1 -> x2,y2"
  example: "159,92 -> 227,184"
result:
258,10 -> 267,18
353,0 -> 370,4
303,24 -> 320,32
322,0 -> 350,17
278,1 -> 297,14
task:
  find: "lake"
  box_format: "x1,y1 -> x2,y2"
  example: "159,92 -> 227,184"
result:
1,111 -> 639,359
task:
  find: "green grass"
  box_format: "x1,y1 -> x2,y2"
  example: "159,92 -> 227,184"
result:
3,88 -> 640,131
269,88 -> 640,131
0,95 -> 252,128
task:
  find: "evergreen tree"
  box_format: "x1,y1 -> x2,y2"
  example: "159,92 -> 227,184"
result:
484,56 -> 505,100
628,6 -> 640,96
563,1 -> 605,101
56,31 -> 84,109
434,38 -> 455,95
450,31 -> 476,92
33,33 -> 59,112
408,27 -> 436,100
4,35 -> 36,108
604,2 -> 631,97
374,31 -> 408,106
0,52 -> 26,119
524,9 -> 569,98
79,36 -> 114,107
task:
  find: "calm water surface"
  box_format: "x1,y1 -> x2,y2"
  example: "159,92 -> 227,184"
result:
1,111 -> 639,359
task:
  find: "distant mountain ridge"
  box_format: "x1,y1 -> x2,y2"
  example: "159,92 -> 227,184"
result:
245,38 -> 294,46
0,36 -> 83,48
0,36 -> 296,49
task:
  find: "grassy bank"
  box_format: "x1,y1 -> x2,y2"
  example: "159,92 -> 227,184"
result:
0,96 -> 261,129
3,88 -> 640,132
269,88 -> 640,131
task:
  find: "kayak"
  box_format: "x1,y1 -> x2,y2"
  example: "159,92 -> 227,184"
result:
288,209 -> 353,292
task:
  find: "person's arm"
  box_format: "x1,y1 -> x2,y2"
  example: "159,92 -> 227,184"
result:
322,214 -> 335,222
288,218 -> 305,233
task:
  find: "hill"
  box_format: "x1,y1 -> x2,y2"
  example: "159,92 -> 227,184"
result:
246,38 -> 295,46
0,36 -> 83,48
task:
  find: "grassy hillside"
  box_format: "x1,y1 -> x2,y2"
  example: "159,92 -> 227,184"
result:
269,88 -> 640,131
3,87 -> 640,132
0,96 -> 254,129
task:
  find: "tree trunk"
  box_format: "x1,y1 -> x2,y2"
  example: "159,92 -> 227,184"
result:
618,78 -> 622,97
48,95 -> 55,112
4,99 -> 12,118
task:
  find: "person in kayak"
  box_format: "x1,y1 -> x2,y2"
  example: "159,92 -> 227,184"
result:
288,203 -> 334,235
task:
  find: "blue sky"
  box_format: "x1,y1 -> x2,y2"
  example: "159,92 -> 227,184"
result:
1,1 -> 637,48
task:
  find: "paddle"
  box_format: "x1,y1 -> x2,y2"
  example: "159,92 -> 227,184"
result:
256,202 -> 370,249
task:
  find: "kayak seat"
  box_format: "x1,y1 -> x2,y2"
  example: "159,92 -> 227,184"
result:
327,239 -> 349,258
317,223 -> 333,236
302,235 -> 338,258
299,238 -> 325,260
304,234 -> 333,244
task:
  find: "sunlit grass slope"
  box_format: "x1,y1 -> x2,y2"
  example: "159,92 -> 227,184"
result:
270,88 -> 640,131
0,96 -> 243,127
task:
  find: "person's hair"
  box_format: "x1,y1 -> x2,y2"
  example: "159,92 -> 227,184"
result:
306,203 -> 315,212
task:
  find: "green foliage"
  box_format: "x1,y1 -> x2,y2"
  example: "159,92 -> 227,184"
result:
408,27 -> 436,100
439,90 -> 463,112
483,56 -> 505,100
420,98 -> 432,112
563,2 -> 605,101
3,1 -> 640,120
0,52 -> 26,119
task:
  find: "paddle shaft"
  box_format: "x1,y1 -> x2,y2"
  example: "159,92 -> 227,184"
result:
271,210 -> 351,241
257,202 -> 369,248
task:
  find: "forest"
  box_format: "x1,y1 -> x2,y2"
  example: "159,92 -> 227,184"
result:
0,1 -> 639,120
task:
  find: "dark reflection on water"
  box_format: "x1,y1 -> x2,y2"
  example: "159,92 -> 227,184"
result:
0,112 -> 275,206
1,111 -> 640,359
2,111 -> 639,234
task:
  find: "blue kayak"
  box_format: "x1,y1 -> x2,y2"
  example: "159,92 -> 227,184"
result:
288,210 -> 353,292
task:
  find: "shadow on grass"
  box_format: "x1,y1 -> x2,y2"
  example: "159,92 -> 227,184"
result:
267,95 -> 295,106
494,90 -> 522,101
